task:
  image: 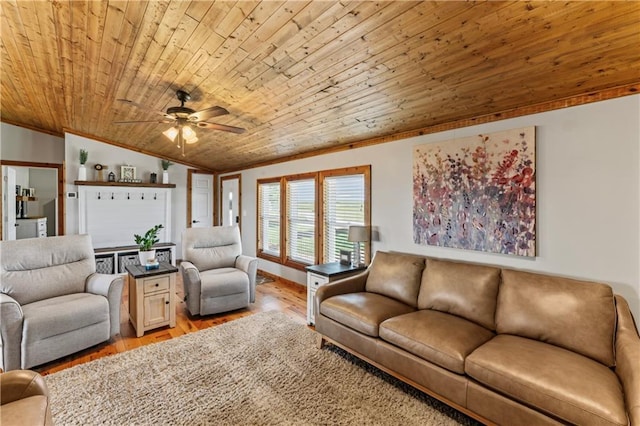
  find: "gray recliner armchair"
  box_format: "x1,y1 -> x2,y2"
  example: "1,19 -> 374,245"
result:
0,234 -> 123,371
180,226 -> 258,316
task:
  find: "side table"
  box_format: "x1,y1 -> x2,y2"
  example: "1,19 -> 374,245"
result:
125,262 -> 178,337
305,262 -> 366,325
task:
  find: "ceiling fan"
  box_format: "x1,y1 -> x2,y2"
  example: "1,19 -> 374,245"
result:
115,90 -> 245,156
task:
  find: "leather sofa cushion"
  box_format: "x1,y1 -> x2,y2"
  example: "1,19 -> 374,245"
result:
380,310 -> 494,374
0,395 -> 51,426
418,258 -> 501,330
466,335 -> 627,426
320,292 -> 415,337
365,251 -> 425,307
497,269 -> 616,366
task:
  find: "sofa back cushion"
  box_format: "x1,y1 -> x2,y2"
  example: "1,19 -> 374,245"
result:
497,269 -> 616,366
418,258 -> 501,330
182,226 -> 241,271
0,234 -> 96,305
365,251 -> 425,307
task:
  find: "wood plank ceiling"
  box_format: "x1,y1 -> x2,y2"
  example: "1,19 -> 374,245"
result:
1,1 -> 639,172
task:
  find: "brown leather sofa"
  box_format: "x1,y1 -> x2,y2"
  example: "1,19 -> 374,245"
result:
315,251 -> 640,425
0,369 -> 53,426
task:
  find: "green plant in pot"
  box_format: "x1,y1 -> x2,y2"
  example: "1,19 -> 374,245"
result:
161,159 -> 173,184
134,224 -> 164,265
78,149 -> 88,180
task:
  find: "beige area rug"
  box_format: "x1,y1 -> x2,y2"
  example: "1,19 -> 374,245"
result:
46,311 -> 476,425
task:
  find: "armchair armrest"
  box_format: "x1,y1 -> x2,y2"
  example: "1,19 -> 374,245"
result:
0,294 -> 23,372
315,271 -> 368,319
180,261 -> 202,315
86,273 -> 124,337
0,369 -> 49,405
235,255 -> 258,303
614,295 -> 640,425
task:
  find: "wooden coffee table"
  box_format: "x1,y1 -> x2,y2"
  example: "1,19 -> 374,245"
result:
125,262 -> 178,337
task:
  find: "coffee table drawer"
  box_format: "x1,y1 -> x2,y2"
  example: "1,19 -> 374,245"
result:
143,276 -> 170,294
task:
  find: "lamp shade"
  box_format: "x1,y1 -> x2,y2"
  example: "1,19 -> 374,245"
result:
348,225 -> 369,242
163,127 -> 178,141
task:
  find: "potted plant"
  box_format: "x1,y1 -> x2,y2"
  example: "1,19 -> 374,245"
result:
134,224 -> 164,265
78,149 -> 88,180
161,159 -> 173,184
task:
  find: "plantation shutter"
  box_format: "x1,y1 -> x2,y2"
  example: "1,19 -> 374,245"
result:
258,182 -> 281,256
323,174 -> 365,263
286,178 -> 315,264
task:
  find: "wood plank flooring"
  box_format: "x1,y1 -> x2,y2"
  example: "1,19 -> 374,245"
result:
35,272 -> 307,376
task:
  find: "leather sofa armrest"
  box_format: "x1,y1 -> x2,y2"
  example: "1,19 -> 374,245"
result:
0,294 -> 24,372
0,370 -> 49,405
180,261 -> 202,315
235,255 -> 258,303
86,273 -> 124,337
614,295 -> 640,426
315,271 -> 369,318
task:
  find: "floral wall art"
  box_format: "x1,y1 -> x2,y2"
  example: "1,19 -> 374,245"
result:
413,127 -> 536,257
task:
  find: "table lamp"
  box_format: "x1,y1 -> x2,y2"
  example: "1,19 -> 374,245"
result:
348,225 -> 369,267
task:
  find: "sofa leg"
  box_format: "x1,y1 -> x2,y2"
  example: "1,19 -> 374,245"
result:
316,334 -> 326,349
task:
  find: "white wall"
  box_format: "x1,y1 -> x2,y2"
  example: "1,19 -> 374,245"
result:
64,133 -> 190,249
229,95 -> 640,319
0,123 -> 65,163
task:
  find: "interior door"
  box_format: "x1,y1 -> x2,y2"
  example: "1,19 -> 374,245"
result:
190,173 -> 213,228
220,176 -> 240,228
2,166 -> 17,240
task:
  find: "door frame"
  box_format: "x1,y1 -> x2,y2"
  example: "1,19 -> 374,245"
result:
0,160 -> 65,238
186,169 -> 216,228
219,173 -> 242,230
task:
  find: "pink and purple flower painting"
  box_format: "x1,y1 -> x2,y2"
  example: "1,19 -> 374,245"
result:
413,127 -> 536,257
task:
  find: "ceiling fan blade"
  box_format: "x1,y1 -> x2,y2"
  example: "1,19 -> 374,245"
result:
113,119 -> 175,124
117,99 -> 171,118
188,106 -> 229,122
197,122 -> 246,134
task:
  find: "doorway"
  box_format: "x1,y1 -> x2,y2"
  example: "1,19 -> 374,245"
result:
187,170 -> 214,228
1,161 -> 64,240
220,174 -> 241,230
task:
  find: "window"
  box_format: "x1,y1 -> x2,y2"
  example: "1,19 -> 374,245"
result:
257,165 -> 370,270
257,180 -> 281,259
321,173 -> 366,263
286,177 -> 316,265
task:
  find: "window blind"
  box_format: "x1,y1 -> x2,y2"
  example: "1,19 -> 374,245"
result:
323,174 -> 365,263
286,178 -> 315,264
258,182 -> 281,256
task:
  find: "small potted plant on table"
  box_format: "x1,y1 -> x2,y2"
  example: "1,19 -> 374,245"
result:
134,224 -> 164,268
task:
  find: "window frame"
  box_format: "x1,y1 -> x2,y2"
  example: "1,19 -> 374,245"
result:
256,165 -> 371,271
319,165 -> 371,265
256,176 -> 283,264
283,172 -> 318,270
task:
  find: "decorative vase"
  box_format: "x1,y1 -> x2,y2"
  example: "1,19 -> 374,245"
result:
138,249 -> 156,265
162,170 -> 169,184
78,164 -> 87,181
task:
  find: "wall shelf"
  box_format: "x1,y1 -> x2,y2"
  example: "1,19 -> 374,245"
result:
16,196 -> 37,201
74,181 -> 176,188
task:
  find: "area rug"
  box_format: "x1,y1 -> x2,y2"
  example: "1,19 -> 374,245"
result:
46,311 -> 476,425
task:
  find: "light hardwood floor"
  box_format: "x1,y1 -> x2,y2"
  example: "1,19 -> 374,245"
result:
35,272 -> 307,376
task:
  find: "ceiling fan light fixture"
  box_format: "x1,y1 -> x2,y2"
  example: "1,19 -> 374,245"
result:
182,125 -> 196,140
117,90 -> 245,157
163,126 -> 179,141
